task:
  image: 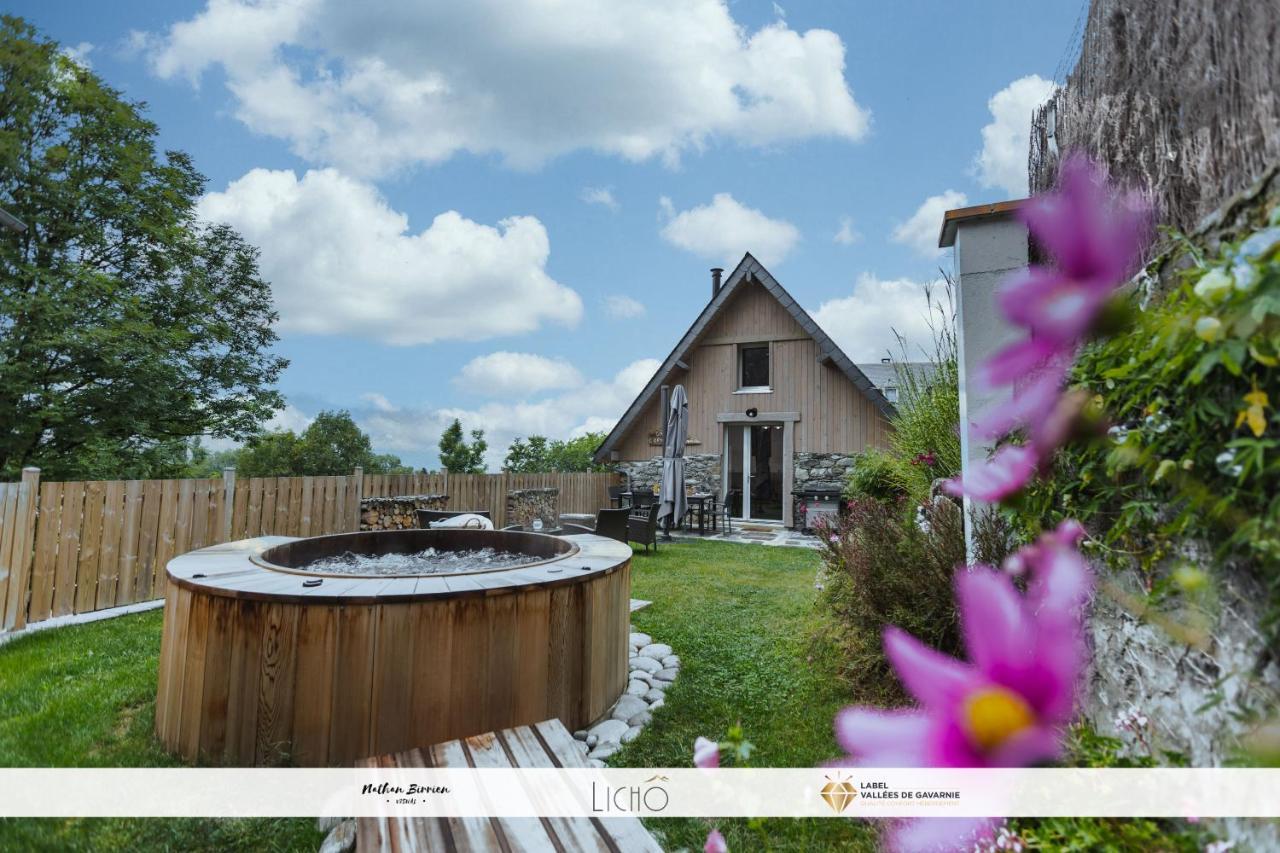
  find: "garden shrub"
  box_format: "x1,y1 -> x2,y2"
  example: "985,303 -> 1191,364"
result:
885,281 -> 962,499
842,448 -> 911,503
1020,213 -> 1280,629
815,497 -> 964,701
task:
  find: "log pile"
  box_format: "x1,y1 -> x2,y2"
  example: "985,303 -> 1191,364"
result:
359,494 -> 449,530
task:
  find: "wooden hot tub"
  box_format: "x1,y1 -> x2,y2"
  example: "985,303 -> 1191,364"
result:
155,529 -> 631,766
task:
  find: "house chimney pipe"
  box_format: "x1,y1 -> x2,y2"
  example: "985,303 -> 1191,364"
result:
710,267 -> 724,297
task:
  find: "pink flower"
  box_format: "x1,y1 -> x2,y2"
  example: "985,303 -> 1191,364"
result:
693,736 -> 720,769
835,555 -> 1090,770
704,829 -> 727,853
1006,155 -> 1150,344
971,362 -> 1069,444
889,817 -> 998,853
942,445 -> 1037,502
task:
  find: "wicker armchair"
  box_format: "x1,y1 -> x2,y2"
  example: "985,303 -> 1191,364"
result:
627,503 -> 660,552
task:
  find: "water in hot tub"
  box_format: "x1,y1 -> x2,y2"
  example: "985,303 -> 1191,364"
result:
303,547 -> 542,575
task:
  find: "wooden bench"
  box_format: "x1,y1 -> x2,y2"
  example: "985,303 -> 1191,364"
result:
355,718 -> 663,852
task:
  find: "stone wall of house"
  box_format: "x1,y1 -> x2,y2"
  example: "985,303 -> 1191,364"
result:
359,494 -> 448,530
793,452 -> 854,493
507,488 -> 559,529
613,453 -> 721,496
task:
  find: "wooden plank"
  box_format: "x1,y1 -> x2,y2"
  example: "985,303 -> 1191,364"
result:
49,482 -> 84,617
246,477 -> 264,537
198,595 -> 234,759
177,589 -> 211,758
173,478 -> 196,565
498,726 -> 612,853
329,604 -> 376,765
3,469 -> 40,629
260,477 -> 278,536
134,479 -> 163,601
0,484 -> 18,624
291,604 -> 336,766
27,482 -> 62,624
286,476 -> 304,537
410,598 -> 454,749
94,480 -> 125,610
188,479 -> 210,552
256,602 -> 300,765
321,476 -> 337,535
370,604 -> 414,757
463,731 -> 557,853
427,739 -> 504,850
153,479 -> 181,597
299,477 -> 315,537
512,590 -> 551,725
73,480 -> 105,614
231,471 -> 250,540
113,480 -> 144,606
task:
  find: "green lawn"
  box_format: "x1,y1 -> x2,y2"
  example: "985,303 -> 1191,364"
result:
0,609 -> 323,852
0,540 -> 873,851
620,540 -> 876,851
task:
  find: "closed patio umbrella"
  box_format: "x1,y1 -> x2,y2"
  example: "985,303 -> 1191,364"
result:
657,384 -> 688,539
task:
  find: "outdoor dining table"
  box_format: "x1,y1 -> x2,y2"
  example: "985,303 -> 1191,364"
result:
684,493 -> 714,535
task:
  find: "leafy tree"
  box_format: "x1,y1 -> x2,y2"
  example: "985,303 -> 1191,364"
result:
546,432 -> 610,472
503,435 -> 550,472
438,419 -> 487,473
229,410 -> 410,477
0,18 -> 287,479
503,432 -> 609,472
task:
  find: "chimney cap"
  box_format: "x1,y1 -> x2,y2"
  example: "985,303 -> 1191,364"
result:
880,357 -> 891,364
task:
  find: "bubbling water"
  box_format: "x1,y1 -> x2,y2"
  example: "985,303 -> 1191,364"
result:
303,546 -> 542,576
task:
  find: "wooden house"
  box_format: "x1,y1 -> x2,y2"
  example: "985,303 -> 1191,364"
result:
594,253 -> 919,527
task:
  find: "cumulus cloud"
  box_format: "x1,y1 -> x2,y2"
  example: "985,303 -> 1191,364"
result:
197,167 -> 582,344
973,74 -> 1057,197
660,193 -> 800,267
580,186 -> 619,211
454,352 -> 583,397
891,190 -> 968,258
146,0 -> 870,176
355,358 -> 660,469
604,295 -> 646,319
834,216 -> 862,246
812,273 -> 941,362
60,41 -> 94,68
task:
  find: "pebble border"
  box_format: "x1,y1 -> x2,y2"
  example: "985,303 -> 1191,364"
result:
571,626 -> 678,766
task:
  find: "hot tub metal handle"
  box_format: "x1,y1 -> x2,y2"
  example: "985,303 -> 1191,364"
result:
302,578 -> 323,587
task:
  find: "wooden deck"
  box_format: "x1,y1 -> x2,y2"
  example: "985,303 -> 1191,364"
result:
355,719 -> 663,852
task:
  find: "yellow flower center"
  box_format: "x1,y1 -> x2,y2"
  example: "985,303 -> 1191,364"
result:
963,687 -> 1036,752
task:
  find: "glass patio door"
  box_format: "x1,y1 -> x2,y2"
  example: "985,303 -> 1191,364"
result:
725,423 -> 783,520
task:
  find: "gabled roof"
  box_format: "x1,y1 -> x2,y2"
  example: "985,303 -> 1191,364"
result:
594,253 -> 895,462
855,361 -> 938,390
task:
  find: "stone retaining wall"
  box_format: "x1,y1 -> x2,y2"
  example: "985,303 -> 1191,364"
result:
359,494 -> 448,530
613,453 -> 721,496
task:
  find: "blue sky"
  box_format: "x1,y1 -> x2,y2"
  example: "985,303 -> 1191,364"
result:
12,0 -> 1082,469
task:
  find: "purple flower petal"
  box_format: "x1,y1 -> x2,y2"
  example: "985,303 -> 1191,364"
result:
974,336 -> 1062,391
956,567 -> 1034,675
835,708 -> 931,766
883,626 -> 978,710
941,445 -> 1037,502
971,364 -> 1067,442
704,828 -> 727,853
888,817 -> 998,852
988,724 -> 1064,768
693,737 -> 720,769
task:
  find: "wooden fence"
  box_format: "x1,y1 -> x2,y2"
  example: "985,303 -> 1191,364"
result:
0,468 -> 618,633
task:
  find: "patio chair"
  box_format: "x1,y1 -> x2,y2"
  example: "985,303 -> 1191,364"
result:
631,490 -> 657,508
628,503 -> 660,552
593,507 -> 631,544
607,485 -> 629,508
416,508 -> 492,528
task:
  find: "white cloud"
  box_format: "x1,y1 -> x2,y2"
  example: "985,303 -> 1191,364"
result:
60,42 -> 94,68
455,352 -> 583,397
891,190 -> 968,258
146,0 -> 870,177
834,216 -> 861,246
197,167 -> 582,344
355,358 -> 660,469
580,186 -> 619,211
660,193 -> 800,267
973,74 -> 1057,197
812,273 -> 941,362
604,295 -> 646,319
361,392 -> 397,413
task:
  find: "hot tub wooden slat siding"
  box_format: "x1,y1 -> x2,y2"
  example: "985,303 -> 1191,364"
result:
155,532 -> 632,766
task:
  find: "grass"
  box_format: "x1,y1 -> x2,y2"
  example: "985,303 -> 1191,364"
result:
0,539 -> 873,851
618,540 -> 878,851
0,608 -> 323,852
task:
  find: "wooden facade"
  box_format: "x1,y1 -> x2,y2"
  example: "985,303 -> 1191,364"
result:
597,255 -> 897,527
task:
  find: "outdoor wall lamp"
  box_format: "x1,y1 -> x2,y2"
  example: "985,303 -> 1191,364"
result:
746,407 -> 758,418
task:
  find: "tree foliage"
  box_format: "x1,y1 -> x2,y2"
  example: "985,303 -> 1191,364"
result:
223,410 -> 410,477
503,432 -> 609,472
438,419 -> 487,473
0,17 -> 287,479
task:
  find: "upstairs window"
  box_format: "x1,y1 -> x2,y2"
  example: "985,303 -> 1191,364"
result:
739,344 -> 770,390
883,385 -> 899,403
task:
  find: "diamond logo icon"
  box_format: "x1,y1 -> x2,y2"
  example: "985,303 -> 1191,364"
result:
820,774 -> 857,814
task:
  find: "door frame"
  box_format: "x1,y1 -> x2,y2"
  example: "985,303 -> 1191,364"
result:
717,412 -> 798,527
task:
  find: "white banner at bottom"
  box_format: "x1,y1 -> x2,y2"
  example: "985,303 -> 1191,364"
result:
0,768 -> 1276,818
